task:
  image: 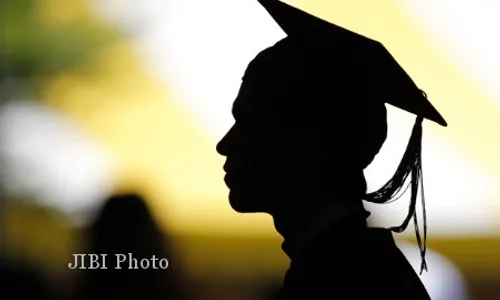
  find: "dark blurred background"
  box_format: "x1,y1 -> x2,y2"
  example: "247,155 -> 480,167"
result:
1,0 -> 499,299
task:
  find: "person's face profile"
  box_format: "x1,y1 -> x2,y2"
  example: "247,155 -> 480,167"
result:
217,80 -> 324,213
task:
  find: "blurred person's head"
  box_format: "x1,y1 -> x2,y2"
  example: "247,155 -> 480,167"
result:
78,193 -> 189,300
88,193 -> 165,254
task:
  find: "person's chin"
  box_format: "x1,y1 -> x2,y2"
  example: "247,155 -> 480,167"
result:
228,191 -> 262,213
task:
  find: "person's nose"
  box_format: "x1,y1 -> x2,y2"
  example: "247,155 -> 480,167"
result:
216,126 -> 236,156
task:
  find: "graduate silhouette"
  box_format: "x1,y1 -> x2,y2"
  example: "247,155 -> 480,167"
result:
216,0 -> 447,299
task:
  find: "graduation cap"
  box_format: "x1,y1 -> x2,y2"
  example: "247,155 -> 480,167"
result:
256,0 -> 446,126
251,0 -> 448,274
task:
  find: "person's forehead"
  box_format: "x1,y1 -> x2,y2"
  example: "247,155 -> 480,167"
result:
232,79 -> 325,127
233,80 -> 267,108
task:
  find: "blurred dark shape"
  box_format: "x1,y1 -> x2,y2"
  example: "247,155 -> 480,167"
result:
259,280 -> 282,300
75,193 -> 190,300
0,258 -> 52,300
1,196 -> 51,299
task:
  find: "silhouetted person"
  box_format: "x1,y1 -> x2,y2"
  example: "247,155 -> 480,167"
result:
76,193 -> 189,300
216,1 -> 448,299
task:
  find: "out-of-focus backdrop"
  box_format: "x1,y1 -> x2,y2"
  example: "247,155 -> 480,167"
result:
1,0 -> 499,299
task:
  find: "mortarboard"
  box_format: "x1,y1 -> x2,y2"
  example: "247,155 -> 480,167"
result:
256,0 -> 447,126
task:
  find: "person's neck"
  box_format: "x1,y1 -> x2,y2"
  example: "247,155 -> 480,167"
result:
270,194 -> 338,240
272,210 -> 302,243
270,193 -> 367,257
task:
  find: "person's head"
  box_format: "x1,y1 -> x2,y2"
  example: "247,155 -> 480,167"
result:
88,193 -> 163,252
218,0 -> 447,273
216,37 -> 388,214
217,0 -> 446,221
79,193 -> 189,300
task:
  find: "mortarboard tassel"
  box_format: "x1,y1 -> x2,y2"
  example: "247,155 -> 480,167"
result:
364,109 -> 428,274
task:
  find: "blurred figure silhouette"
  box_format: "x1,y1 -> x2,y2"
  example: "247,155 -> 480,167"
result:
217,0 -> 447,299
260,280 -> 282,300
0,259 -> 52,300
0,198 -> 52,300
76,193 -> 189,300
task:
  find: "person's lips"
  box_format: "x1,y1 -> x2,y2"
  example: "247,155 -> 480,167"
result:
224,172 -> 243,187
